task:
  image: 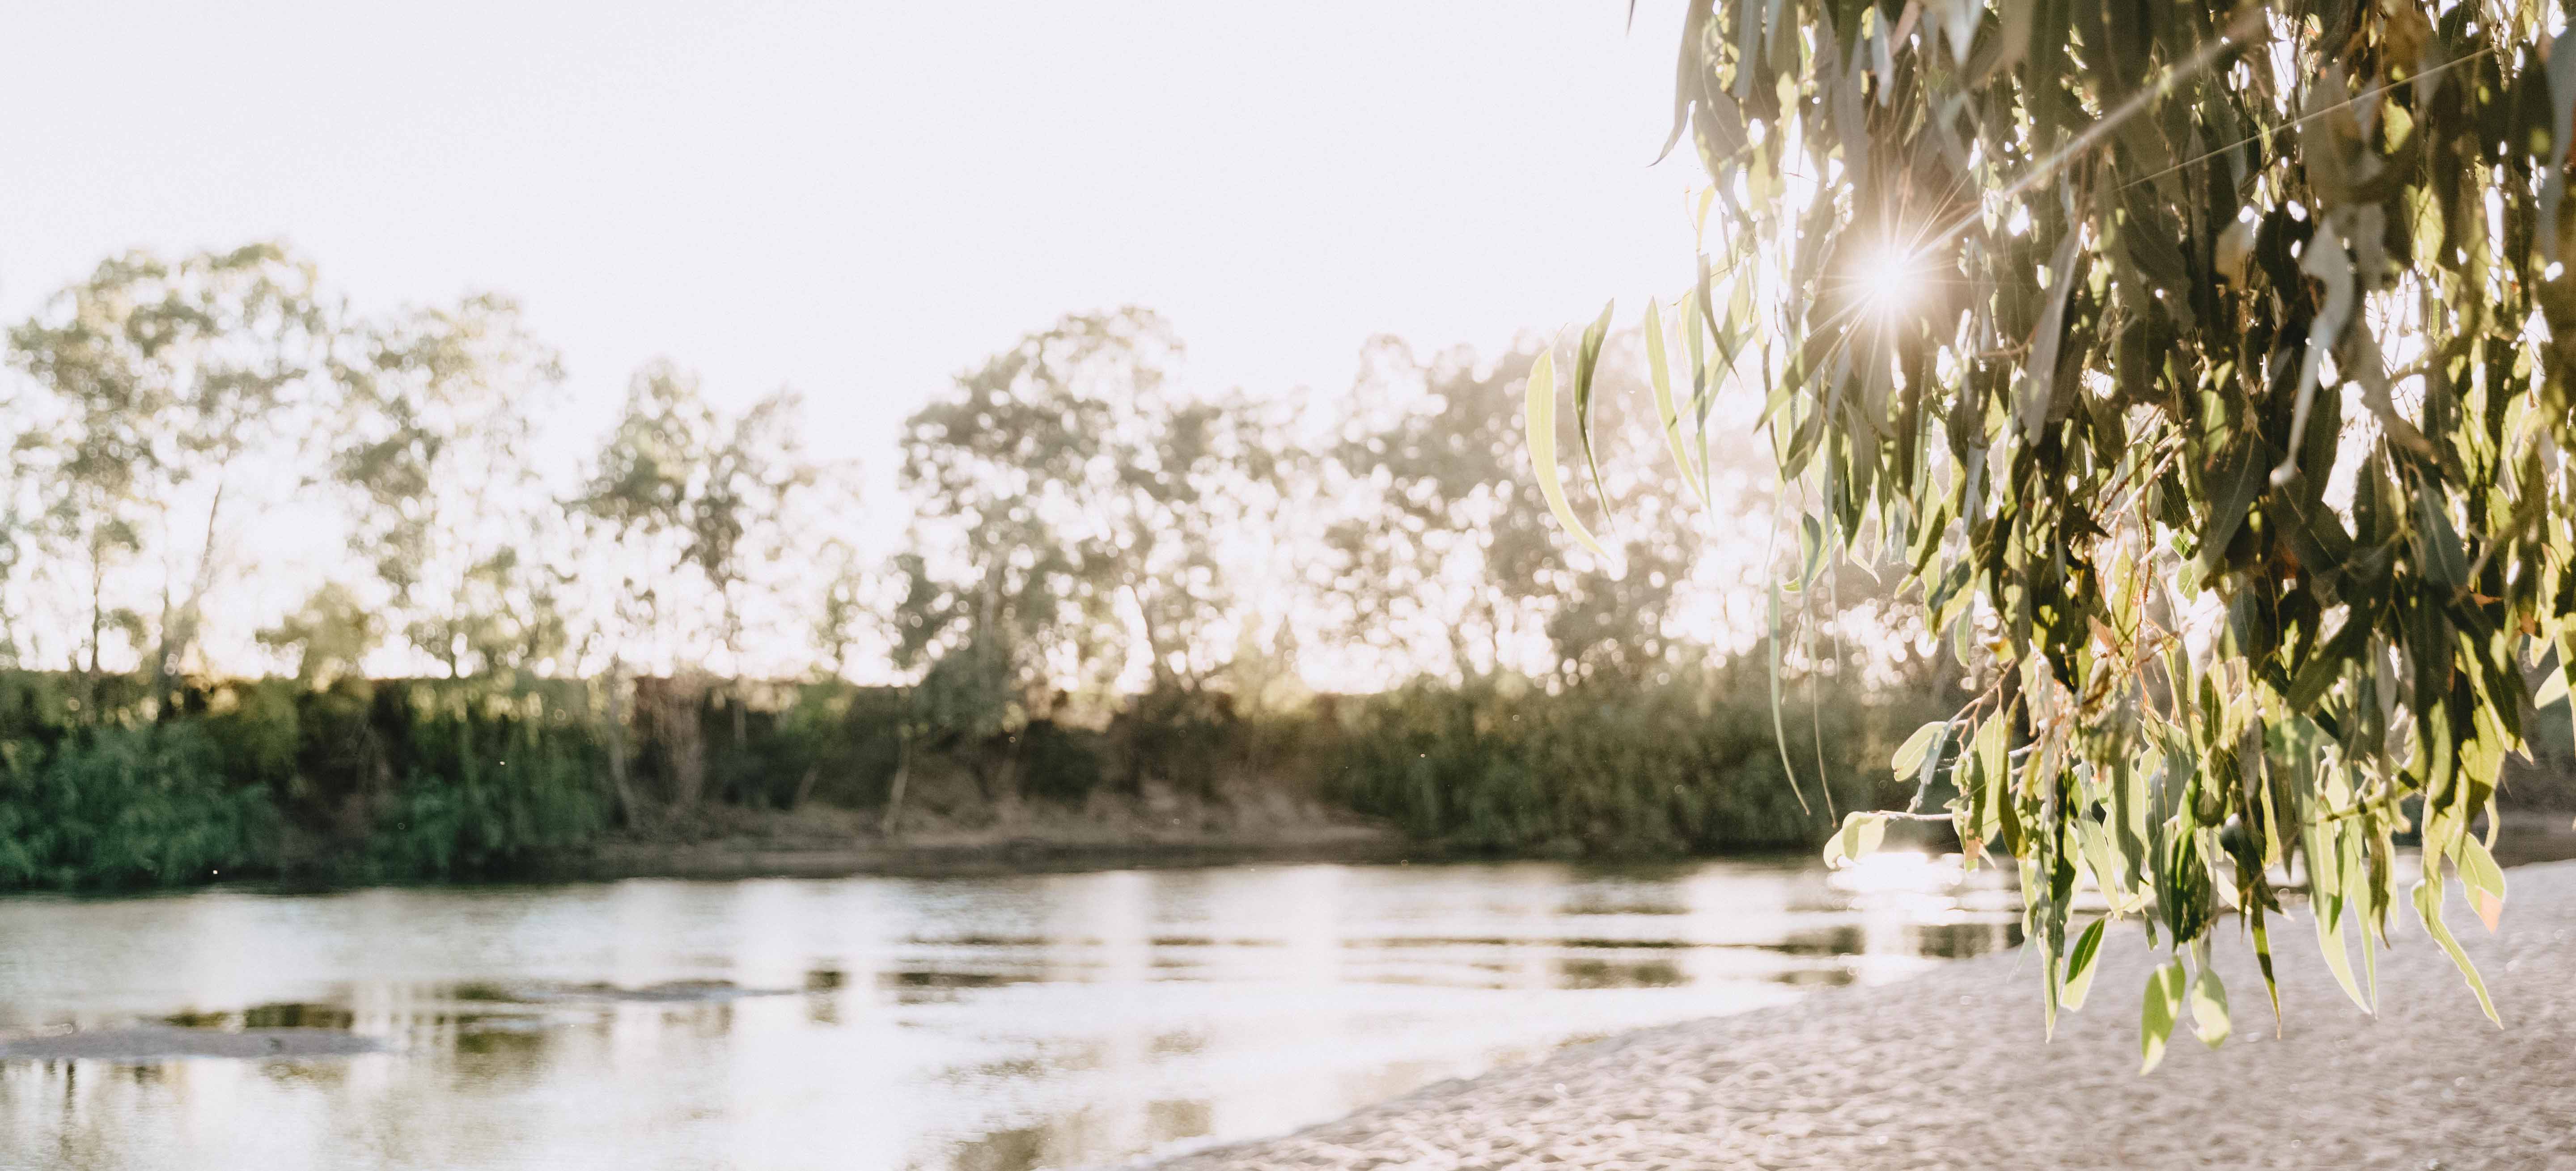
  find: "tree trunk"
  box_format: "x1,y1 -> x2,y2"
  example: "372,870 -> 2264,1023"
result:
726,597 -> 750,749
879,726 -> 911,839
1127,579 -> 1181,692
157,474 -> 230,704
602,661 -> 643,828
85,540 -> 105,676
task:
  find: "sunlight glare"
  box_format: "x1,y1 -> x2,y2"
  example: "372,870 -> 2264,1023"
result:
1829,849 -> 1958,895
1851,242 -> 1932,323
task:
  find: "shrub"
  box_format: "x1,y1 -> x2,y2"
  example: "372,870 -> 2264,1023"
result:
359,696 -> 609,880
1331,667 -> 1943,857
0,726 -> 280,889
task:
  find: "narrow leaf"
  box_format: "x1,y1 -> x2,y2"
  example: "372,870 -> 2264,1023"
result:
2140,961 -> 2185,1074
2061,916 -> 2108,1010
1572,299 -> 1617,513
2314,893 -> 2371,1015
2414,878 -> 2501,1026
1522,349 -> 1608,559
1642,299 -> 1710,505
2458,836 -> 2507,933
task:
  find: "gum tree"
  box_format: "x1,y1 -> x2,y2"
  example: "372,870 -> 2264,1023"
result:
334,293 -> 565,679
9,244 -> 331,689
1551,1 -> 2575,1065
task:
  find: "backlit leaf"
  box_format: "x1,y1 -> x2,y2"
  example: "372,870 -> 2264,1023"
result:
1521,350 -> 1607,560
1821,811 -> 1887,869
2139,961 -> 2184,1074
2188,963 -> 2229,1049
2061,916 -> 2107,1010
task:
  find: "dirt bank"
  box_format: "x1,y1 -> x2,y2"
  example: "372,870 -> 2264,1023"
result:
561,785 -> 1416,882
1144,857 -> 2576,1170
573,820 -> 1414,881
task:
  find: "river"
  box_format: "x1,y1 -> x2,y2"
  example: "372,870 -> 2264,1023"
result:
0,853 -> 2017,1170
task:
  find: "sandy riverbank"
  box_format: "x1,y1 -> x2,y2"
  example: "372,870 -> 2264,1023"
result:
1145,857 -> 2576,1170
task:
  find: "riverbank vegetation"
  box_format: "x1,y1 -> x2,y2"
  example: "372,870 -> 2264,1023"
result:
0,244 -> 1974,888
0,662 -> 1959,887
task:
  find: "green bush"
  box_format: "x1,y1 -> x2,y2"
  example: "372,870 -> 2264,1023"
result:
0,726 -> 280,889
1330,667 -> 1944,857
365,753 -> 606,880
1015,719 -> 1105,803
358,693 -> 610,881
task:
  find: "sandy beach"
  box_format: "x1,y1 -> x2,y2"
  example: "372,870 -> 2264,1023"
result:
1146,858 -> 2576,1170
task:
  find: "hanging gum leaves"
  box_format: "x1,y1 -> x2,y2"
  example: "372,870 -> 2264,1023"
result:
1543,1 -> 2576,1061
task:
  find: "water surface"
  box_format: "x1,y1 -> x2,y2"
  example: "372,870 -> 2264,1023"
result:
0,854 -> 2017,1171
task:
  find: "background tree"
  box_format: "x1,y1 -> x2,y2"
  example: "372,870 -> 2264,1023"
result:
256,582 -> 381,687
8,245 -> 331,685
898,309 -> 1171,719
1115,384 -> 1288,693
0,480 -> 29,669
896,309 -> 1289,799
686,387 -> 818,745
1558,0 -> 2576,1059
1329,335 -> 1723,686
1324,340 -> 1568,682
333,293 -> 565,679
805,463 -> 877,682
578,359 -> 716,674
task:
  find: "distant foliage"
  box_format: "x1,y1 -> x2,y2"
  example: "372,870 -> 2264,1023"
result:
1333,667 -> 1939,856
0,726 -> 278,889
0,663 -> 1968,887
367,754 -> 606,881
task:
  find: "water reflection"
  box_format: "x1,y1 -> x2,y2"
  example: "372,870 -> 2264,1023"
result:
0,853 -> 2017,1171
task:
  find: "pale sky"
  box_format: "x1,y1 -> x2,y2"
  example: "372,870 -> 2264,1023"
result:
2,0 -> 1702,500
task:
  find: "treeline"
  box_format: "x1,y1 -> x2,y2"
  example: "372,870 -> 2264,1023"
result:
0,664 -> 1951,888
0,243 -> 1963,887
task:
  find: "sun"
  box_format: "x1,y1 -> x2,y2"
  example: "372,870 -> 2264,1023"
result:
1847,242 -> 1933,323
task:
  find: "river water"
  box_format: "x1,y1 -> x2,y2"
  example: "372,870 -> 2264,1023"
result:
0,853 -> 2017,1171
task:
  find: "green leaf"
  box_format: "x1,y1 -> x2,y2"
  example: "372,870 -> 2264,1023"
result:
1642,299 -> 1709,507
2188,963 -> 2230,1049
1890,721 -> 1946,782
2534,652 -> 2569,709
2414,877 -> 2501,1026
2457,835 -> 2508,934
2309,821 -> 2372,1015
2556,631 -> 2576,756
2061,916 -> 2108,1010
2140,961 -> 2185,1074
1521,348 -> 1608,560
2250,908 -> 2280,1028
1822,811 -> 1887,869
1797,514 -> 1826,589
2414,489 -> 2469,589
1655,0 -> 1717,163
1572,299 -> 1616,513
2315,895 -> 2370,1014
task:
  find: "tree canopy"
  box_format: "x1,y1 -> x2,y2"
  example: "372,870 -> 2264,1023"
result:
1552,0 -> 2576,1064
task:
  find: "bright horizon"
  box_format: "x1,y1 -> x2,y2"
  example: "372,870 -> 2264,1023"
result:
2,1 -> 1703,527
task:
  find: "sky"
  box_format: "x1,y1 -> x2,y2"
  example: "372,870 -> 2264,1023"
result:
0,0 -> 1705,509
